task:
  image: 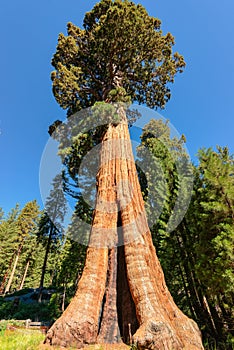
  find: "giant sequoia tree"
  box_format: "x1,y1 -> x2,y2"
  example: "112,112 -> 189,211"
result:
45,1 -> 204,349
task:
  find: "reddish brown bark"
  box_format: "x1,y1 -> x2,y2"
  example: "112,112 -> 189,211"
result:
45,117 -> 204,349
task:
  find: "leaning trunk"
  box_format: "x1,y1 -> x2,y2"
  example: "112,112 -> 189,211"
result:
19,259 -> 30,290
0,253 -> 15,294
5,244 -> 22,294
45,113 -> 204,349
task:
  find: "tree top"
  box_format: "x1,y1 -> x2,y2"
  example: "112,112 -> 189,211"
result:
52,0 -> 185,115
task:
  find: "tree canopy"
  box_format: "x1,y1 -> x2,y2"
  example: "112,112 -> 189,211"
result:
51,0 -> 185,116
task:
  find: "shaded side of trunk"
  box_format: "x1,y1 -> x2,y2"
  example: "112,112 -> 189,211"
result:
97,247 -> 121,343
117,234 -> 139,344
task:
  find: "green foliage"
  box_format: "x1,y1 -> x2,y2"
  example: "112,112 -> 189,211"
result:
37,175 -> 67,293
136,121 -> 234,349
0,205 -> 20,281
195,147 -> 234,296
0,321 -> 6,334
56,235 -> 86,294
0,298 -> 13,319
91,101 -> 121,124
47,292 -> 63,319
0,202 -> 41,293
137,118 -> 190,240
19,241 -> 45,289
13,303 -> 45,321
51,0 -> 185,116
190,147 -> 234,344
168,147 -> 234,348
136,119 -> 195,321
0,293 -> 61,321
16,201 -> 40,241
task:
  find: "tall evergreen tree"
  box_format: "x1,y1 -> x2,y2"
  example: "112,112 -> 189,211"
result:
18,234 -> 38,290
192,147 -> 234,345
136,119 -> 198,324
45,1 -> 204,349
0,205 -> 20,294
51,0 -> 184,116
4,200 -> 40,294
37,174 -> 67,301
158,146 -> 234,348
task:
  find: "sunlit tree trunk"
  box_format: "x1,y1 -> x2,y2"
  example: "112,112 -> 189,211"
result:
0,254 -> 15,294
45,114 -> 204,349
5,245 -> 22,294
19,259 -> 30,290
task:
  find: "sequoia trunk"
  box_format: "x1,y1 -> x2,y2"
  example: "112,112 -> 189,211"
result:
45,115 -> 204,349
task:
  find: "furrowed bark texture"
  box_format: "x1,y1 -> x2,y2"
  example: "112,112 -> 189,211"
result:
45,118 -> 204,349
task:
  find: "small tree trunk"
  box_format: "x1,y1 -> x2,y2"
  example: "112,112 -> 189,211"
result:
0,254 -> 15,294
45,116 -> 204,349
38,225 -> 54,302
5,245 -> 22,294
19,259 -> 30,290
61,282 -> 66,312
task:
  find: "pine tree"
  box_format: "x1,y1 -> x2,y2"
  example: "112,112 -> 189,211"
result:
136,118 -> 193,305
193,147 -> 234,344
18,233 -> 39,290
4,200 -> 40,294
0,205 -> 20,294
165,147 -> 234,347
37,174 -> 67,302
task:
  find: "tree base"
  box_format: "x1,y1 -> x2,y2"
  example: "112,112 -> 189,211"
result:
45,317 -> 98,349
133,320 -> 183,350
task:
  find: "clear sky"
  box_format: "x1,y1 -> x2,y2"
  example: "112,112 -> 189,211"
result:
0,0 -> 234,215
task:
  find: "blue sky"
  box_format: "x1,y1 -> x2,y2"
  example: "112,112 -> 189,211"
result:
0,0 -> 234,215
